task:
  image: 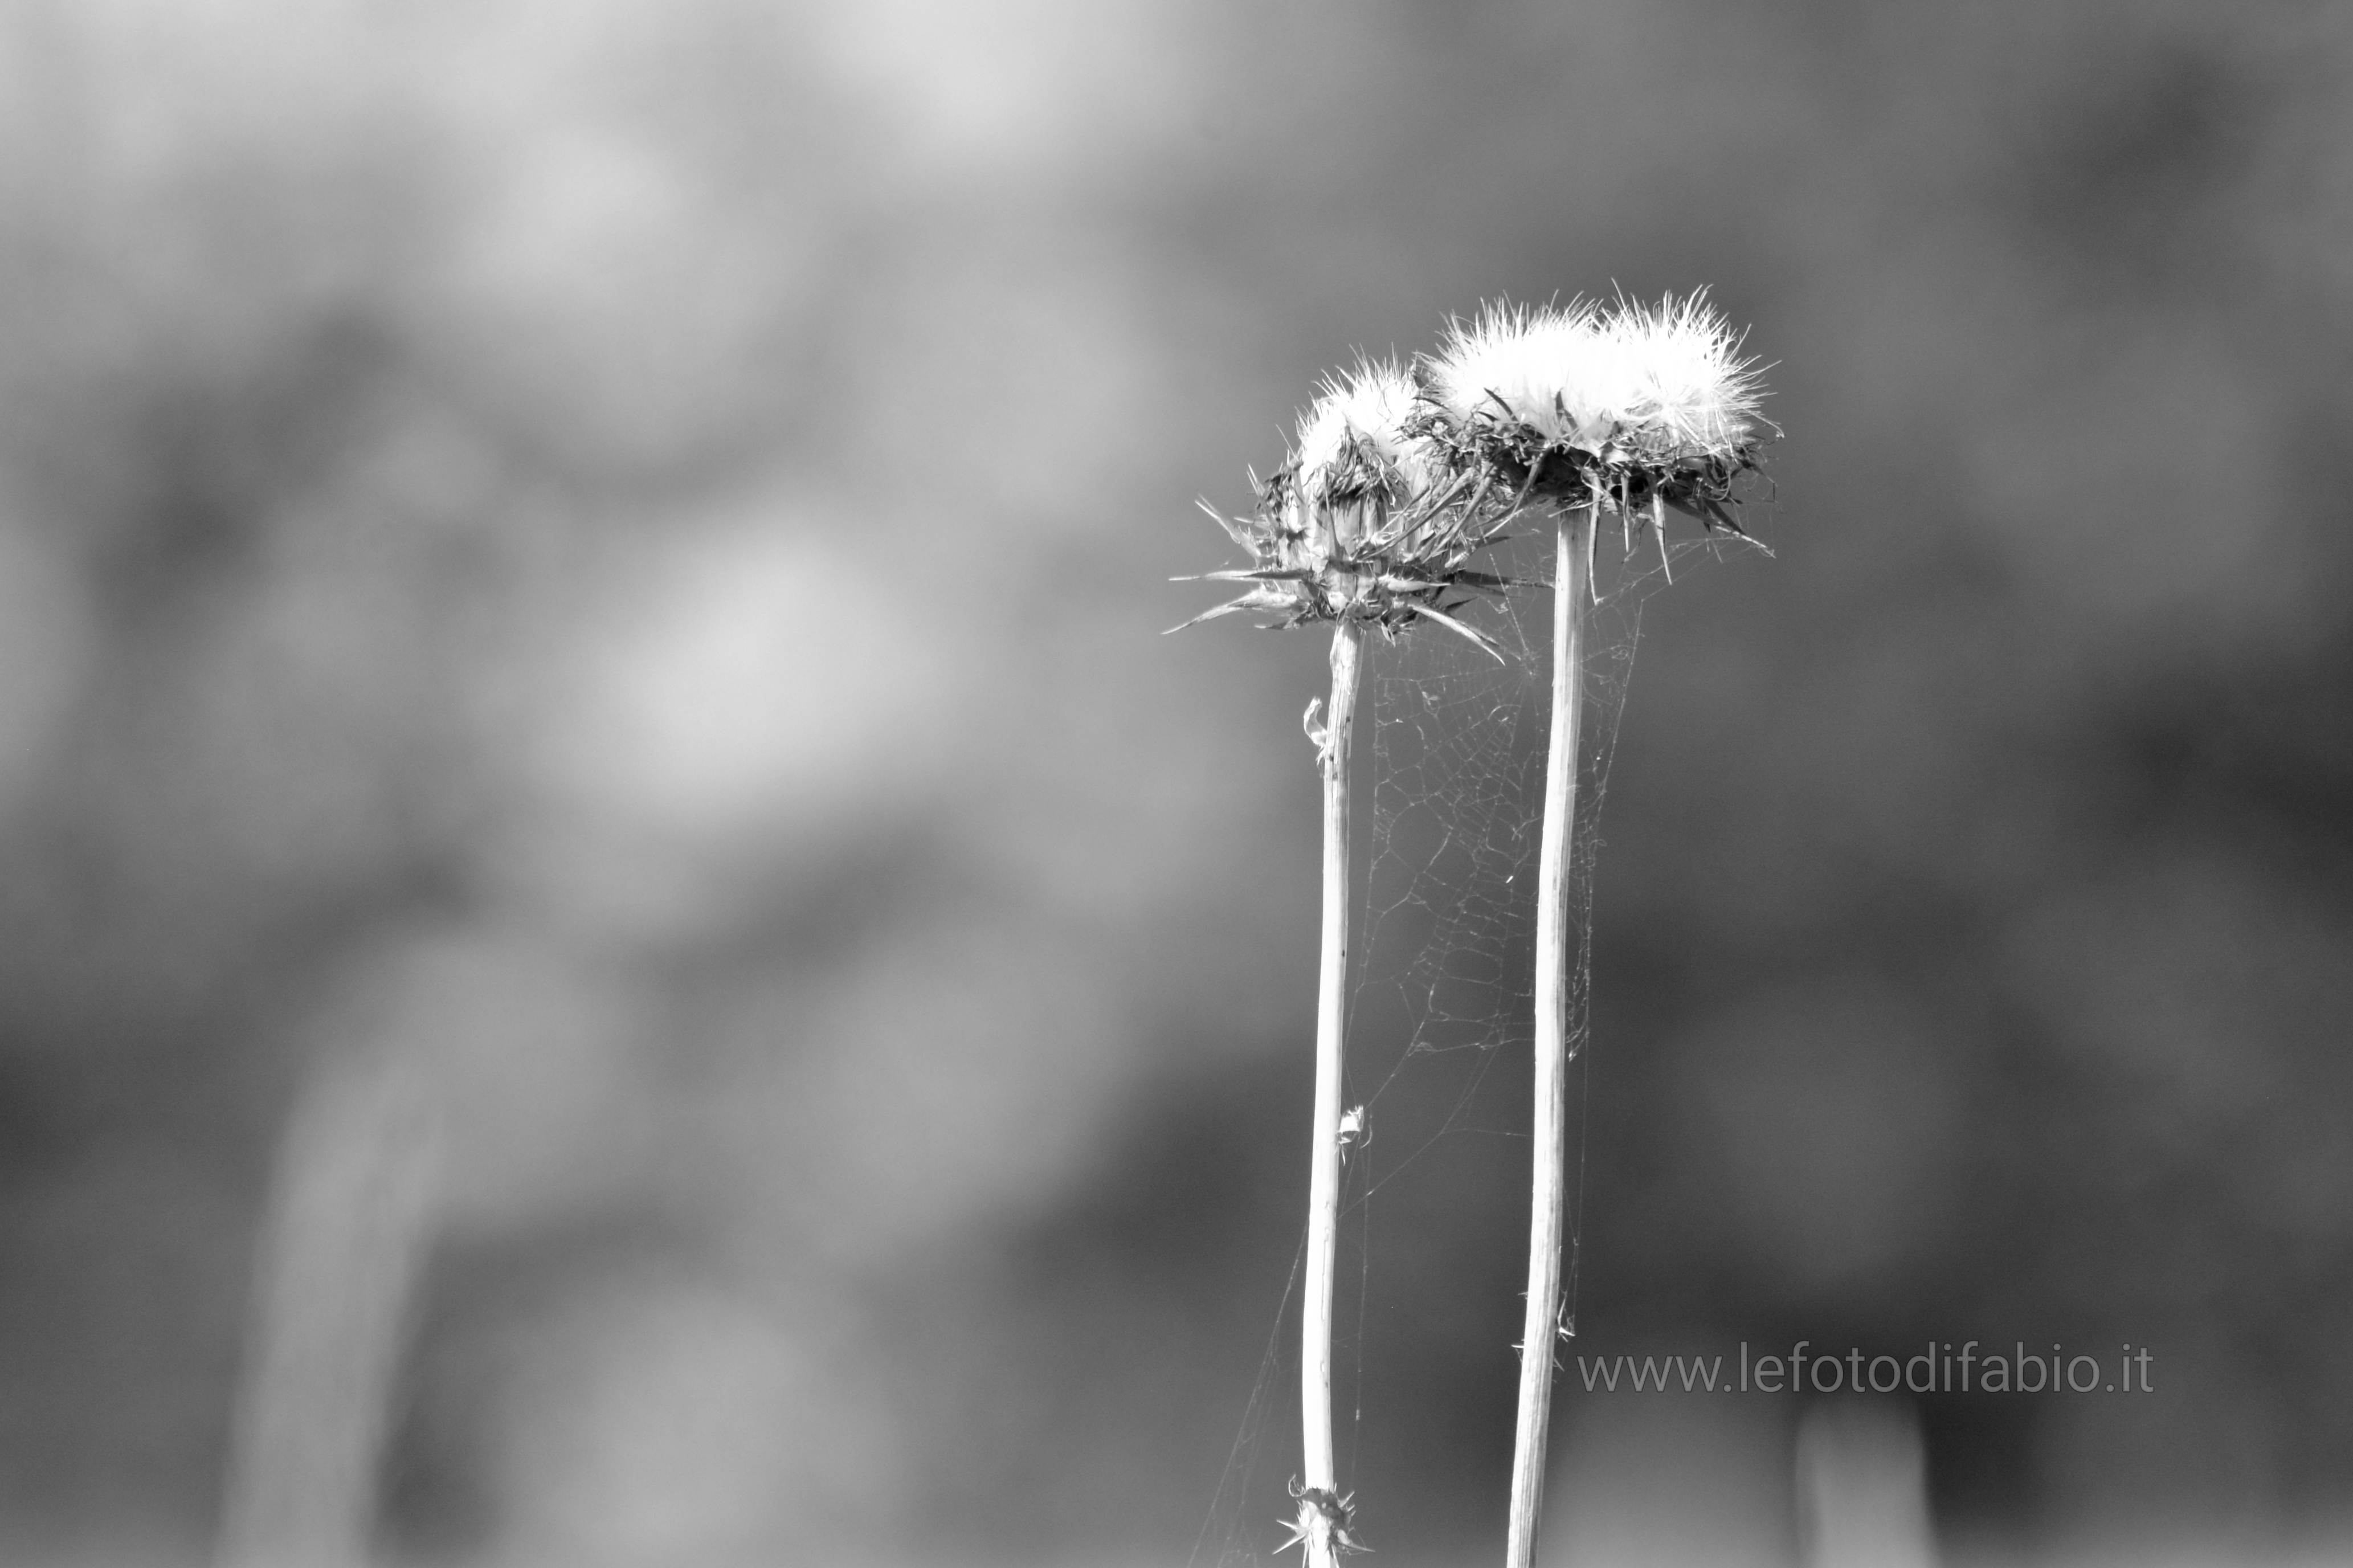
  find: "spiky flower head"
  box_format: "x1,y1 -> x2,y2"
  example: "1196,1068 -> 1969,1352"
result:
1419,292 -> 1770,537
1177,356 -> 1513,656
1291,357 -> 1435,509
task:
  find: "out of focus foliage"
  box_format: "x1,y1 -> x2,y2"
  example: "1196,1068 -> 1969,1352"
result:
0,0 -> 2347,1563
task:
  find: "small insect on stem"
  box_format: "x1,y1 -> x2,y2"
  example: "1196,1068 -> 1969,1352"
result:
1336,1105 -> 1368,1161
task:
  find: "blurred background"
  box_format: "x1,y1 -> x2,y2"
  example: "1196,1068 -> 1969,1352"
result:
0,0 -> 2348,1564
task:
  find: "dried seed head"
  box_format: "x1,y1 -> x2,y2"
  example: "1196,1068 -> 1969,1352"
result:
1424,294 -> 1763,462
1418,291 -> 1771,534
1421,298 -> 1612,447
1591,292 -> 1767,464
1293,357 -> 1432,507
1174,356 -> 1516,657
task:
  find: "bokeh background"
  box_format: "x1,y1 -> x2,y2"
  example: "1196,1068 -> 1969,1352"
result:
1,0 -> 2348,1564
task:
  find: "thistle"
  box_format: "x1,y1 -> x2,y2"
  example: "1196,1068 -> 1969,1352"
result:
1178,357 -> 1515,1566
1418,293 -> 1769,1568
1176,357 -> 1514,659
1417,294 -> 1767,587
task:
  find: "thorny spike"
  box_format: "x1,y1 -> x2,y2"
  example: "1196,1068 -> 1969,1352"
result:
1587,481 -> 1602,606
1462,467 -> 1494,530
1653,489 -> 1673,583
1196,496 -> 1253,551
1278,1481 -> 1371,1558
1413,601 -> 1508,663
1509,458 -> 1543,512
1163,598 -> 1257,634
1176,427 -> 1517,643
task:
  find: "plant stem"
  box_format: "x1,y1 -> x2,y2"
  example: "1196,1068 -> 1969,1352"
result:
1505,510 -> 1590,1568
1301,616 -> 1365,1568
218,1040 -> 442,1568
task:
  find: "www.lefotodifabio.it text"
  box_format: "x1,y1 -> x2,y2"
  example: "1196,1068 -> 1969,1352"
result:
1575,1343 -> 2155,1395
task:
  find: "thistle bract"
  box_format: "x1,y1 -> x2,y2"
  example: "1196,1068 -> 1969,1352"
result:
1180,357 -> 1514,657
1418,293 -> 1770,536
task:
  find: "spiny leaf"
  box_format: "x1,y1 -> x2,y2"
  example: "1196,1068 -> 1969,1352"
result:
1412,601 -> 1506,663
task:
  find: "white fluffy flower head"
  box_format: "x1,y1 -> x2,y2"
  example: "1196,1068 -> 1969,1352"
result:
1594,293 -> 1766,463
1292,356 -> 1431,504
1416,291 -> 1771,548
1422,299 -> 1610,445
1424,293 -> 1763,464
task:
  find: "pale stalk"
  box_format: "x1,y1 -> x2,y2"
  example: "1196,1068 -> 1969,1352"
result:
1300,615 -> 1363,1568
1505,508 -> 1590,1568
218,1041 -> 442,1568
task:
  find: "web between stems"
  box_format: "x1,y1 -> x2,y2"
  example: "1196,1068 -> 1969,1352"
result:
1191,530 -> 1744,1566
1344,527 -> 1649,1249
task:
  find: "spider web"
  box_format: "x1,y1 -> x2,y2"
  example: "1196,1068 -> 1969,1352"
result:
1189,526 -> 1747,1566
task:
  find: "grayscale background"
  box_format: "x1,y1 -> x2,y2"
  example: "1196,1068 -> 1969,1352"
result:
0,1 -> 2346,1565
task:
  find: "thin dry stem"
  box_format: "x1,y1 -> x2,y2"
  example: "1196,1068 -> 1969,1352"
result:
218,1042 -> 442,1568
1299,618 -> 1364,1568
1505,512 -> 1588,1568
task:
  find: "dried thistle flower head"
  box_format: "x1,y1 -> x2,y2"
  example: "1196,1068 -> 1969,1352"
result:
1420,298 -> 1612,447
1419,292 -> 1770,537
1593,293 -> 1769,464
1292,357 -> 1435,508
1176,356 -> 1513,656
